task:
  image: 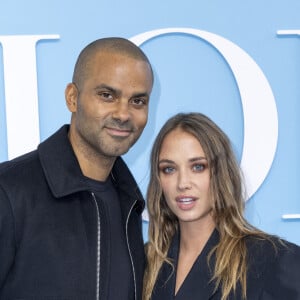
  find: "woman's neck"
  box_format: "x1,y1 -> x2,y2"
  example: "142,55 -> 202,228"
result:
179,219 -> 215,254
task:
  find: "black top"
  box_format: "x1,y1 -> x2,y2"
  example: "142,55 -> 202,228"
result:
86,176 -> 134,300
152,229 -> 300,300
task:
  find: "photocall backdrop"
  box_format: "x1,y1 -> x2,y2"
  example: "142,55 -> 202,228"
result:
0,1 -> 299,245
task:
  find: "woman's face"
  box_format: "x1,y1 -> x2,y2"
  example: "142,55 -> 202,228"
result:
158,128 -> 214,228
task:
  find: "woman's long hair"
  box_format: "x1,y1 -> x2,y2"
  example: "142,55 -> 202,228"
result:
143,112 -> 273,300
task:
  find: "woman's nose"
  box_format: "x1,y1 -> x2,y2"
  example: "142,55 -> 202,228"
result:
177,172 -> 192,190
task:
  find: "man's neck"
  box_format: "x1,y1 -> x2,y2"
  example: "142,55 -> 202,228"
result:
68,130 -> 116,182
79,156 -> 115,182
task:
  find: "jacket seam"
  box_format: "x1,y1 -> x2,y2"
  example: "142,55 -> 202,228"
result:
91,192 -> 101,300
126,199 -> 138,300
0,184 -> 17,247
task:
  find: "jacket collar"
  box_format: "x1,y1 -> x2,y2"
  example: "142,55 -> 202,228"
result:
152,229 -> 219,300
38,125 -> 144,212
175,228 -> 219,300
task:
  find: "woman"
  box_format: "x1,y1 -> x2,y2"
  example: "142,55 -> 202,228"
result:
143,112 -> 300,300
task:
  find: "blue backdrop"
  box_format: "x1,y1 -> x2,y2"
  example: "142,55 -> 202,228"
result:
0,1 -> 299,245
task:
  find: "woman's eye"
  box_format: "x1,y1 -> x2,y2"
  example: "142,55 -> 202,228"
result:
193,164 -> 205,172
161,166 -> 174,174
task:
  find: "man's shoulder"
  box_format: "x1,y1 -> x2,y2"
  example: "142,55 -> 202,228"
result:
0,150 -> 44,202
0,150 -> 39,177
0,125 -> 69,180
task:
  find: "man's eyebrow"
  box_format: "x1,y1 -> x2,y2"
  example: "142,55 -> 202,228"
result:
94,84 -> 120,94
132,92 -> 150,99
95,84 -> 150,100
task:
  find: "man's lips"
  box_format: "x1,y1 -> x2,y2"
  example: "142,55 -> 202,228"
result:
105,127 -> 132,137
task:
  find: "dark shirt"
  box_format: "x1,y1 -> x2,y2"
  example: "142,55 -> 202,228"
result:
86,175 -> 134,300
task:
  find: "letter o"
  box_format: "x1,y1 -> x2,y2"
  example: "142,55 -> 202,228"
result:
130,27 -> 278,201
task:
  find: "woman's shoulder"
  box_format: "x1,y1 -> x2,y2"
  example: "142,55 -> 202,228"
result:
245,235 -> 300,299
244,234 -> 300,270
245,234 -> 300,260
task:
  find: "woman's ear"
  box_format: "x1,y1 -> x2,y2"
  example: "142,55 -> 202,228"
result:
65,83 -> 78,113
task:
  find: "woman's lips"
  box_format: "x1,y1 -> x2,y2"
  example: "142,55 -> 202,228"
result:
176,196 -> 197,210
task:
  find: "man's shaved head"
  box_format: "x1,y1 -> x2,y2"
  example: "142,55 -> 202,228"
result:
72,37 -> 153,89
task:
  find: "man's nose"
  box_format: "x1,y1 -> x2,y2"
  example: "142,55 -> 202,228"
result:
112,100 -> 130,122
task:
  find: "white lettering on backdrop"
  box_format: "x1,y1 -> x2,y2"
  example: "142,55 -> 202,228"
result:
4,29 -> 299,219
276,29 -> 300,220
0,35 -> 59,159
131,28 -> 278,203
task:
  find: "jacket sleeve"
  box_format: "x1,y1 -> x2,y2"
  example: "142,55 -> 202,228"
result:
262,240 -> 300,300
0,184 -> 16,290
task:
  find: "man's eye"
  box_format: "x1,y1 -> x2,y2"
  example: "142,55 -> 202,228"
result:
131,98 -> 147,106
99,92 -> 113,100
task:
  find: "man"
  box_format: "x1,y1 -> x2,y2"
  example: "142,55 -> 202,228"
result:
0,37 -> 154,299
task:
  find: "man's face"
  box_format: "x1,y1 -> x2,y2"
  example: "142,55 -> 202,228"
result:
66,51 -> 153,160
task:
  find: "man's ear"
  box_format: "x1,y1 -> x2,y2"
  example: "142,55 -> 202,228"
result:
65,83 -> 78,113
